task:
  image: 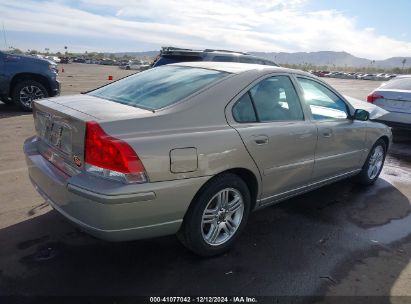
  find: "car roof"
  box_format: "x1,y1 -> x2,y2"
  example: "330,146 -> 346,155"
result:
394,74 -> 411,79
170,61 -> 308,76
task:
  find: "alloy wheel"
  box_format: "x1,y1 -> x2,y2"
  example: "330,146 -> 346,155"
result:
201,188 -> 244,246
19,85 -> 45,109
368,145 -> 384,179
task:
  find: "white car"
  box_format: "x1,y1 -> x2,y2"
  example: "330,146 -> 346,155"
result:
367,75 -> 411,129
125,60 -> 150,71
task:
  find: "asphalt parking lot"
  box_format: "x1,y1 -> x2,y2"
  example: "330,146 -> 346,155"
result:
0,64 -> 410,300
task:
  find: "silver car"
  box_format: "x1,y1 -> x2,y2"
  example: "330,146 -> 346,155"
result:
367,75 -> 411,129
24,62 -> 392,256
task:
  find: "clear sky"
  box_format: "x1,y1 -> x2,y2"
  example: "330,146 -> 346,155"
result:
1,0 -> 410,59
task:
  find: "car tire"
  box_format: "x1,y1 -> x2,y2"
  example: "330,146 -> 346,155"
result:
12,80 -> 49,112
178,173 -> 251,257
357,139 -> 387,185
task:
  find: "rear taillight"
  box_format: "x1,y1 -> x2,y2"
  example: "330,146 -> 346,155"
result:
367,92 -> 384,103
85,121 -> 147,184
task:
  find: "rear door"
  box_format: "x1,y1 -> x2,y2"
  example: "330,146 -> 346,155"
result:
295,77 -> 367,181
227,74 -> 317,202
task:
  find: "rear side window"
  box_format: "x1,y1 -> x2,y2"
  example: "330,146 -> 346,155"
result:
263,60 -> 279,67
152,55 -> 203,67
211,56 -> 239,62
89,66 -> 229,110
381,78 -> 411,90
238,57 -> 262,64
232,93 -> 257,123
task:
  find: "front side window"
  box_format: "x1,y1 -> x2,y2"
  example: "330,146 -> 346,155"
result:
297,77 -> 348,120
89,66 -> 228,110
249,76 -> 304,122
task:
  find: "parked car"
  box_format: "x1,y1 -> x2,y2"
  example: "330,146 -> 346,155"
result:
44,56 -> 61,63
24,62 -> 391,256
384,74 -> 397,80
310,71 -> 328,77
361,74 -> 377,80
99,59 -> 115,65
59,57 -> 71,64
0,51 -> 60,111
323,71 -> 339,78
367,75 -> 411,129
123,60 -> 151,71
72,58 -> 86,63
152,47 -> 279,67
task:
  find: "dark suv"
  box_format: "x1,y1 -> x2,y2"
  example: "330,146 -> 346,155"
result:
152,47 -> 279,68
0,51 -> 60,111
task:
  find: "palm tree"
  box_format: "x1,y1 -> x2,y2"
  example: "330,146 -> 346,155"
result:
402,58 -> 407,70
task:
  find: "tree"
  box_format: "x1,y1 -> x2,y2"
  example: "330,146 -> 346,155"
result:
402,58 -> 407,70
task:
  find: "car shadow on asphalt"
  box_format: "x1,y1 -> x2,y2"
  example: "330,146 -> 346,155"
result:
0,102 -> 31,118
0,174 -> 410,298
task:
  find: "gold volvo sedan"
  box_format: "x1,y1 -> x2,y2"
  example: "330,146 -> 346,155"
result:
24,62 -> 392,256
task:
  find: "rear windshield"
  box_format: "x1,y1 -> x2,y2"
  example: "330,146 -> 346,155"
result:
89,66 -> 229,110
381,78 -> 411,90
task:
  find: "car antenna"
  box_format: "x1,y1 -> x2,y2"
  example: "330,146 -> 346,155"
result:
2,21 -> 8,50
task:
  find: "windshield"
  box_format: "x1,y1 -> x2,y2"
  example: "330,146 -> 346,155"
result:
89,66 -> 229,110
381,78 -> 411,91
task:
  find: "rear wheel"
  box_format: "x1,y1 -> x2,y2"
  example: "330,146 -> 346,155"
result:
178,173 -> 251,256
12,80 -> 49,111
357,139 -> 387,185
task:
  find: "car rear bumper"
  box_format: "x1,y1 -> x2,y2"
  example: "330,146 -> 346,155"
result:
24,136 -> 210,241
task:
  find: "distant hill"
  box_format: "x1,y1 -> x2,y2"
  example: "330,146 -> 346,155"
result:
250,51 -> 411,69
112,50 -> 411,69
111,51 -> 159,58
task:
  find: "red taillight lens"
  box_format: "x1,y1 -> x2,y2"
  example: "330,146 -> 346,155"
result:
85,121 -> 146,182
367,93 -> 384,103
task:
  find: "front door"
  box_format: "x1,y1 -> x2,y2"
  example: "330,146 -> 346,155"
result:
295,77 -> 367,181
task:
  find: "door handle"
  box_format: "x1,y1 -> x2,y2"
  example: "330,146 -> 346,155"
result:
322,128 -> 333,138
253,135 -> 269,145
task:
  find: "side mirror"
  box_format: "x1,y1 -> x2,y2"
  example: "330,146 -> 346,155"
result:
353,109 -> 370,121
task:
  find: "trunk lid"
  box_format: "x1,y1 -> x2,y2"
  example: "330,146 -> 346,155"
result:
33,95 -> 153,175
374,89 -> 411,114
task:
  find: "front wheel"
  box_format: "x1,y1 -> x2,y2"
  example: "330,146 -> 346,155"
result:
12,80 -> 49,111
357,139 -> 387,185
178,173 -> 251,256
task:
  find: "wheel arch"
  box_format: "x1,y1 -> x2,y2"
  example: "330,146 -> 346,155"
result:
184,167 -> 260,221
379,135 -> 390,150
9,73 -> 51,97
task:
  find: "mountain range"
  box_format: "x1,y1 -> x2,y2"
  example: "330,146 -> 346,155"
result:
112,50 -> 411,69
250,51 -> 411,69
